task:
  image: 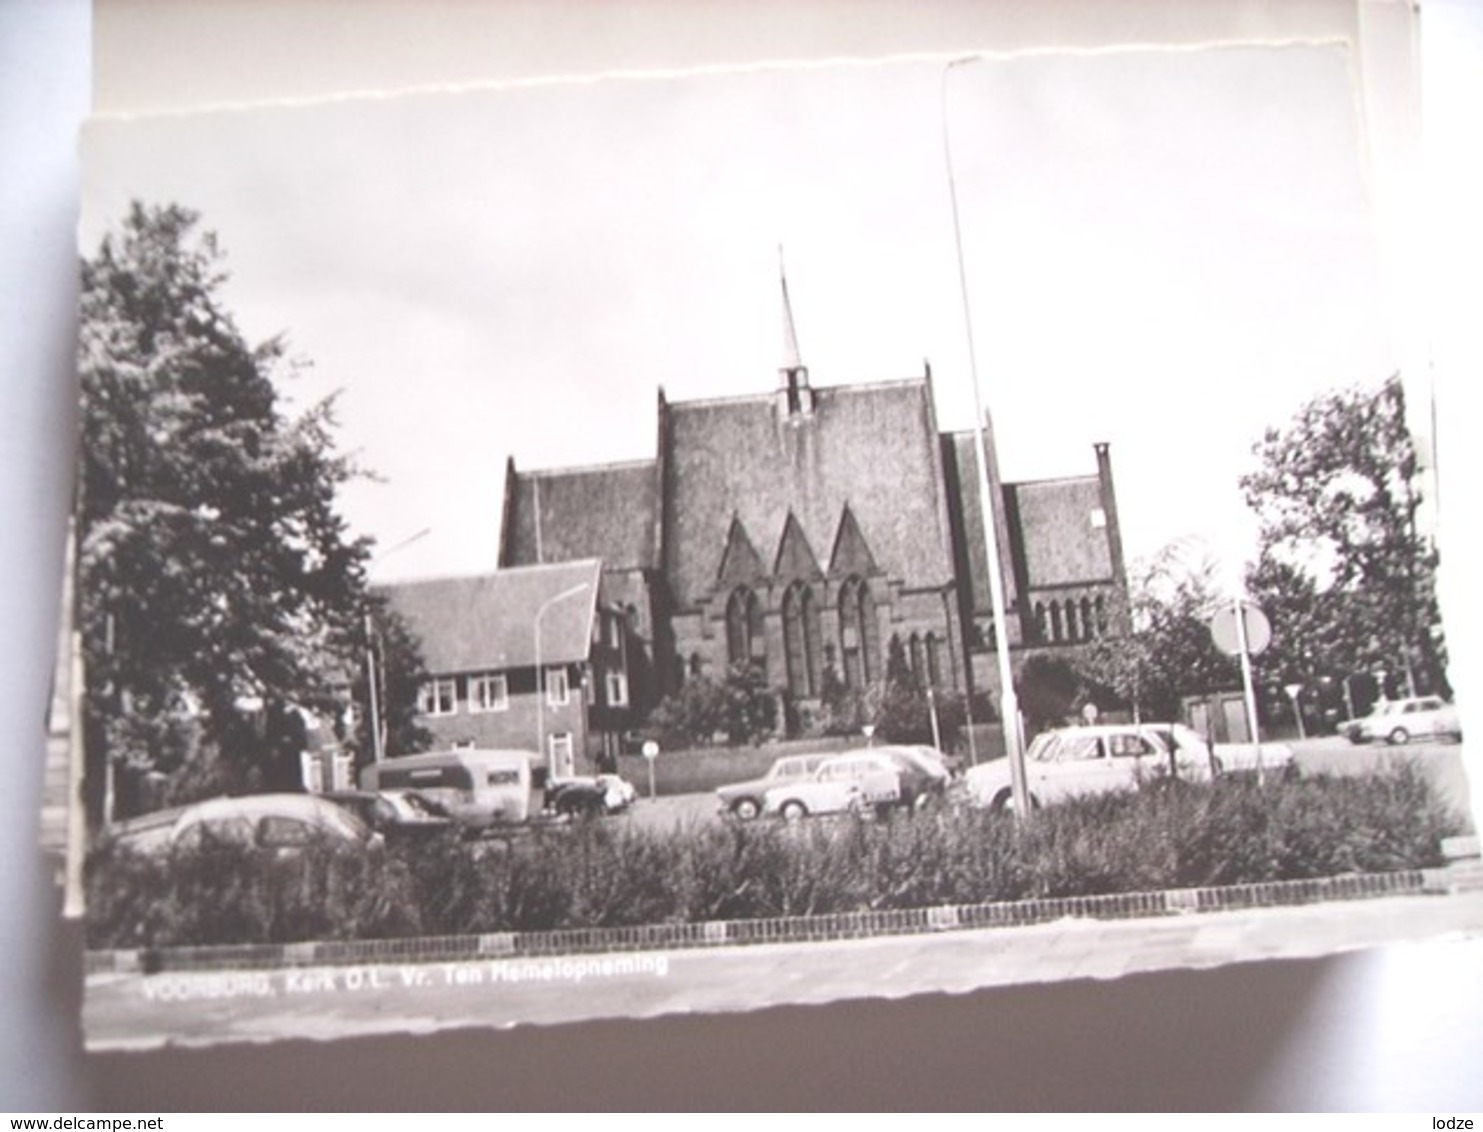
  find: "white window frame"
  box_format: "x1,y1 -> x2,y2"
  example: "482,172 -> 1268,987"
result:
419,678 -> 458,717
605,670 -> 629,708
468,673 -> 509,714
545,666 -> 570,707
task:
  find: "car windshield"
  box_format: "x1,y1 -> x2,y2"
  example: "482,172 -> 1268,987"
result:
1026,731 -> 1101,763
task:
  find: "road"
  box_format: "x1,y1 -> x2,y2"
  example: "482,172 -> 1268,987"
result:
615,737 -> 1478,834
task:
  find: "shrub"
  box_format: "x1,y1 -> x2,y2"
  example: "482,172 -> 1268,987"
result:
85,764 -> 1468,948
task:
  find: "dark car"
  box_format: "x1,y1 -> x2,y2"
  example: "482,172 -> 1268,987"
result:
544,774 -> 637,818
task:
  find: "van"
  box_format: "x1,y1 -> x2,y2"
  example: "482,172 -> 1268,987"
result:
360,749 -> 540,825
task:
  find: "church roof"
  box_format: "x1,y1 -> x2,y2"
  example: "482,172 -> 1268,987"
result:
1012,477 -> 1115,586
663,378 -> 956,608
944,429 -> 1114,613
377,560 -> 601,674
501,459 -> 658,572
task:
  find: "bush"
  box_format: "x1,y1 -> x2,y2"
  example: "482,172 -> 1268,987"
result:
85,764 -> 1467,948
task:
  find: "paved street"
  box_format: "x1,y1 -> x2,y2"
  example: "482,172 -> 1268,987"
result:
84,886 -> 1483,1050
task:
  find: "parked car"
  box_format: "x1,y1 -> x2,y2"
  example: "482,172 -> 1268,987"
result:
320,789 -> 453,840
1342,696 -> 1463,745
716,752 -> 832,820
1140,722 -> 1294,780
868,745 -> 952,809
963,724 -> 1214,813
544,773 -> 638,817
116,793 -> 383,855
761,752 -> 901,820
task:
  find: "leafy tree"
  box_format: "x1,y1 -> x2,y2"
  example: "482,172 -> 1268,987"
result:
78,203 -> 377,819
1241,375 -> 1446,697
1074,545 -> 1238,722
356,600 -> 433,762
718,662 -> 778,745
1015,654 -> 1083,734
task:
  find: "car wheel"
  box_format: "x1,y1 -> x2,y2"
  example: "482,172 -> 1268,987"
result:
991,788 -> 1037,814
779,800 -> 808,822
731,798 -> 762,821
1387,726 -> 1410,746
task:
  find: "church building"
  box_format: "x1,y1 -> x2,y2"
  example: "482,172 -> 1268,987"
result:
494,271 -> 1130,762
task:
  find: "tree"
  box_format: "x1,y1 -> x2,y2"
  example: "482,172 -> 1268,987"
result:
78,203 -> 376,818
356,600 -> 433,763
1074,545 -> 1238,722
1240,375 -> 1445,697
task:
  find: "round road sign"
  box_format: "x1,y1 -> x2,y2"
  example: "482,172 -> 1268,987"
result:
1210,601 -> 1271,657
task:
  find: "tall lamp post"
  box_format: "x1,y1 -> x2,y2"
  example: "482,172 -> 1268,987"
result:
943,56 -> 1029,814
534,581 -> 591,773
364,527 -> 431,763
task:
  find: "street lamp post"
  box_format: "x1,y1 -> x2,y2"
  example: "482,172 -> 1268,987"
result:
363,527 -> 431,763
534,582 -> 592,774
943,56 -> 1029,815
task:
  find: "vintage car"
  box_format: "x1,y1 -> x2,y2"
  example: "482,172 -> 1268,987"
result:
115,793 -> 383,856
320,789 -> 454,840
760,752 -> 902,820
544,773 -> 638,817
715,752 -> 833,820
1342,696 -> 1463,745
963,724 -> 1215,813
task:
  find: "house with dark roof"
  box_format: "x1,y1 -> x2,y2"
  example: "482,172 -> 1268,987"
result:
376,559 -> 635,777
491,271 -> 1130,767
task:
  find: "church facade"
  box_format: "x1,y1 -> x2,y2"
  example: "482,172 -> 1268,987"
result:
496,276 -> 1130,761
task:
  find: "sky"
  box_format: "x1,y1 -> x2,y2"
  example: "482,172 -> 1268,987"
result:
79,40 -> 1397,589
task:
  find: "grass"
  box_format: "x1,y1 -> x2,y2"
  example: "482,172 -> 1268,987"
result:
84,762 -> 1468,949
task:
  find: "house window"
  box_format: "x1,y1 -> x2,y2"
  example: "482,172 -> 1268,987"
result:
469,674 -> 508,713
606,671 -> 629,708
418,678 -> 457,717
545,666 -> 570,707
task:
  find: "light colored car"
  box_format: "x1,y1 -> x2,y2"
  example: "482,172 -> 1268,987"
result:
1343,696 -> 1462,745
964,724 -> 1214,813
716,753 -> 832,820
1141,722 -> 1293,780
761,752 -> 901,820
121,793 -> 383,855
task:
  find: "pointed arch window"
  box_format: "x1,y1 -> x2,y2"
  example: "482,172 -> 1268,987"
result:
1065,600 -> 1080,642
836,576 -> 878,688
925,632 -> 942,688
782,582 -> 822,697
1081,597 -> 1095,639
1036,602 -> 1050,642
725,586 -> 767,679
1050,601 -> 1065,643
909,633 -> 925,687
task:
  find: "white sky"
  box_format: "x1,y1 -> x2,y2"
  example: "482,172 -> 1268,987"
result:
80,42 -> 1396,588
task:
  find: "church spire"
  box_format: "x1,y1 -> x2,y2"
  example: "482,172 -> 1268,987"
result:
777,246 -> 813,418
780,245 -> 804,374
